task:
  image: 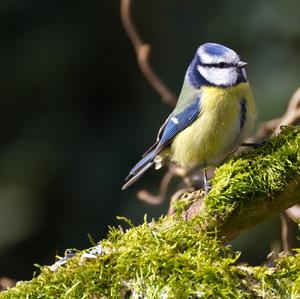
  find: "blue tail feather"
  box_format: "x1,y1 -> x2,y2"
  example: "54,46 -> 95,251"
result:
122,150 -> 155,190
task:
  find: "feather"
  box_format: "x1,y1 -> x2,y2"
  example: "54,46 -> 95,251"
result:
122,95 -> 201,189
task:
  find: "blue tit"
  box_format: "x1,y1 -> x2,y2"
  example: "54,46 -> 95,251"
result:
122,43 -> 256,192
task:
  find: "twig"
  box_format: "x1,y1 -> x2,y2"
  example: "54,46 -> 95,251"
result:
279,212 -> 293,254
285,204 -> 300,219
248,87 -> 300,143
136,162 -> 204,206
246,118 -> 281,144
120,0 -> 177,107
136,163 -> 187,204
137,169 -> 175,204
274,88 -> 300,133
0,277 -> 16,290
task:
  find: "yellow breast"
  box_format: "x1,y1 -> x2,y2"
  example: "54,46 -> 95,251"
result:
170,82 -> 256,168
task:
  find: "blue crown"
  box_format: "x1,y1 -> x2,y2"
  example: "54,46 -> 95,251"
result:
202,43 -> 229,57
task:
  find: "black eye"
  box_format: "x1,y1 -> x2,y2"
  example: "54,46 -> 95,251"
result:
219,62 -> 225,68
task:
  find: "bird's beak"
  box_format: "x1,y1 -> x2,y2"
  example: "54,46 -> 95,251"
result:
237,61 -> 248,68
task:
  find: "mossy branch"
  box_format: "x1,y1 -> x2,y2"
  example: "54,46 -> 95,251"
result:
172,126 -> 300,240
2,126 -> 300,298
218,175 -> 300,240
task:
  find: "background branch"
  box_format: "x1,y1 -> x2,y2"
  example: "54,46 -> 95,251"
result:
279,211 -> 293,254
137,168 -> 175,204
120,0 -> 177,107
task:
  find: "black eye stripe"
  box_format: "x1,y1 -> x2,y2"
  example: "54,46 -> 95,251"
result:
200,62 -> 233,68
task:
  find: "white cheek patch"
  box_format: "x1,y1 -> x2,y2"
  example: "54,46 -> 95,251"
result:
197,65 -> 238,87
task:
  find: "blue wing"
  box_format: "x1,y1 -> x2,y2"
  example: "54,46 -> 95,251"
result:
155,98 -> 200,153
122,96 -> 201,190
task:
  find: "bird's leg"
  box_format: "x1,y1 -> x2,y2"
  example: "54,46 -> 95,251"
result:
203,169 -> 211,194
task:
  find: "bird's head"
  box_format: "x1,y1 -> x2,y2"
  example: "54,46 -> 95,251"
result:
187,43 -> 248,88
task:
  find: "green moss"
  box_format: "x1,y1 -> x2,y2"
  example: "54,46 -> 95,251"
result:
1,217 -> 241,298
2,126 -> 300,298
173,126 -> 300,223
206,126 -> 300,217
3,217 -> 300,298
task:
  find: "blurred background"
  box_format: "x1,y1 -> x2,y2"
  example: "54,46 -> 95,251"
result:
0,0 -> 300,281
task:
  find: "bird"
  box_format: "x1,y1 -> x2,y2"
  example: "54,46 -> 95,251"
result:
122,42 -> 256,192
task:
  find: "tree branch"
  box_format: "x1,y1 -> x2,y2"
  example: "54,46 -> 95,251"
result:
181,174 -> 300,240
218,175 -> 300,240
171,126 -> 300,240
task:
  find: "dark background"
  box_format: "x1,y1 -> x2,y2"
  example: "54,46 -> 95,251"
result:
1,0 -> 300,280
